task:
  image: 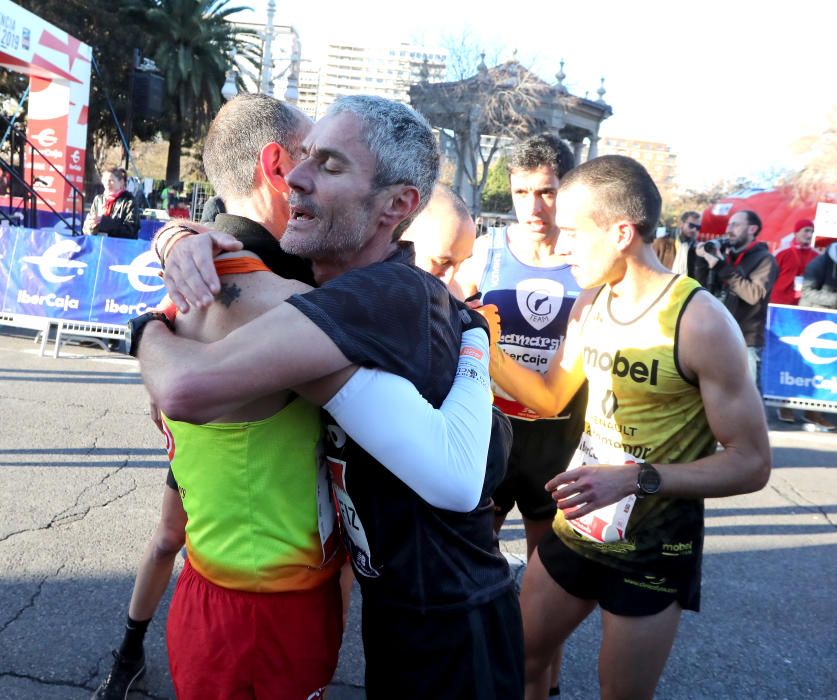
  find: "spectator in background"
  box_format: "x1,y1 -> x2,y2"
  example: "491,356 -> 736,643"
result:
652,210 -> 701,279
199,195 -> 225,223
791,238 -> 837,431
771,219 -> 818,306
801,239 -> 837,310
696,209 -> 778,386
83,167 -> 139,239
771,219 -> 833,429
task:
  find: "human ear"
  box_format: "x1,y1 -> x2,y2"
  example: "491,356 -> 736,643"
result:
258,143 -> 290,193
379,186 -> 421,230
613,221 -> 636,251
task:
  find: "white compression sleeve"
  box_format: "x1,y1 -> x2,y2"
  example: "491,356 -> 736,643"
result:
323,328 -> 492,512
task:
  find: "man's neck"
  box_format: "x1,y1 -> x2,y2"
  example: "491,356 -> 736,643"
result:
311,236 -> 400,284
608,246 -> 673,311
508,224 -> 561,264
731,238 -> 755,255
227,195 -> 284,240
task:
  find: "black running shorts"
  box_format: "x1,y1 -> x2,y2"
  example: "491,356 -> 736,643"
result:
361,588 -> 524,699
538,529 -> 701,616
492,418 -> 577,521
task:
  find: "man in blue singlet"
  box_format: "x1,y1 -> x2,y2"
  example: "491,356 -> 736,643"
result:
457,133 -> 586,558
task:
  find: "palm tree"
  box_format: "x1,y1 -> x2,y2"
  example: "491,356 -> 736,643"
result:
129,0 -> 260,184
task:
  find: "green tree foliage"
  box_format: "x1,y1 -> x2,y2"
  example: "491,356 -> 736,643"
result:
126,0 -> 260,184
12,0 -> 258,189
481,156 -> 512,213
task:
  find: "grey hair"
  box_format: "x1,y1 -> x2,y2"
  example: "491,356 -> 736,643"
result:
203,94 -> 311,201
326,95 -> 440,238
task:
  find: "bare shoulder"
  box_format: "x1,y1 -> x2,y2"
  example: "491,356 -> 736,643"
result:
678,288 -> 747,380
222,272 -> 311,317
176,271 -> 312,342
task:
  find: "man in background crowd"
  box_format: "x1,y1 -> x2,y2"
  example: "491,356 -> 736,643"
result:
771,219 -> 818,307
769,218 -> 833,428
696,209 -> 778,386
455,132 -> 583,697
652,210 -> 701,279
801,238 -> 837,309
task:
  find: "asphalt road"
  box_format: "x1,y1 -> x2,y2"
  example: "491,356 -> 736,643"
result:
0,327 -> 835,699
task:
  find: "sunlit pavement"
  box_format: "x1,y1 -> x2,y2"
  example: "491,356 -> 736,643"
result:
1,328 -> 834,699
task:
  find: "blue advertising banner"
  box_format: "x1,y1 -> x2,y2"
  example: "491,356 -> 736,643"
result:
0,228 -> 166,325
0,226 -> 22,311
3,229 -> 100,320
93,244 -> 167,323
762,304 -> 837,409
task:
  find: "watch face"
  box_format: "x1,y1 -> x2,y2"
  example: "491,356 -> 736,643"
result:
639,465 -> 661,494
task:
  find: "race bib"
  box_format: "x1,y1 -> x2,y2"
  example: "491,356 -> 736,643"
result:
327,456 -> 380,578
561,433 -> 639,543
315,451 -> 338,566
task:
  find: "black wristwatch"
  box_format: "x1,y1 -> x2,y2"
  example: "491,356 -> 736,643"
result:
126,311 -> 175,357
635,463 -> 662,498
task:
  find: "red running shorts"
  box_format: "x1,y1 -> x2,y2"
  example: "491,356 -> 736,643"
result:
167,559 -> 342,699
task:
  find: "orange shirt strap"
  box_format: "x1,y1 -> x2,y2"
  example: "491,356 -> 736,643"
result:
156,256 -> 272,320
214,256 -> 272,276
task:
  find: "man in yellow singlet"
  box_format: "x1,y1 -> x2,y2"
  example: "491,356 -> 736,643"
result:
488,155 -> 772,700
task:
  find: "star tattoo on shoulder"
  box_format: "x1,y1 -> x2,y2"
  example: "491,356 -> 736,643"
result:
217,282 -> 242,308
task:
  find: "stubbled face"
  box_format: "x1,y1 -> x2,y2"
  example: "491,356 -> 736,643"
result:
726,211 -> 756,248
510,165 -> 560,237
795,226 -> 814,247
271,124 -> 311,235
555,184 -> 620,289
680,215 -> 700,239
282,112 -> 382,263
102,172 -> 125,197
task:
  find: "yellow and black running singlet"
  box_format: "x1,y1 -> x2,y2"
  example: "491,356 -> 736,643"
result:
553,275 -> 716,571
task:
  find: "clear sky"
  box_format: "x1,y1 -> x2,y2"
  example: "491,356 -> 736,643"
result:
232,0 -> 835,191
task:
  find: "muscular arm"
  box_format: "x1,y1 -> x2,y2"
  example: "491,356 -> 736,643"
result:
546,292 -> 771,518
715,254 -> 778,305
138,303 -> 352,423
488,288 -> 596,417
140,279 -> 495,508
656,294 -> 771,496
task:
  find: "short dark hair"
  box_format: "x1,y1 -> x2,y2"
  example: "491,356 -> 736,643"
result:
508,133 -> 575,180
680,210 -> 700,223
202,94 -> 309,201
559,155 -> 662,243
739,209 -> 763,236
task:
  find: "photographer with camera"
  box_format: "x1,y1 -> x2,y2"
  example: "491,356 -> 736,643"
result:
696,210 -> 778,385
